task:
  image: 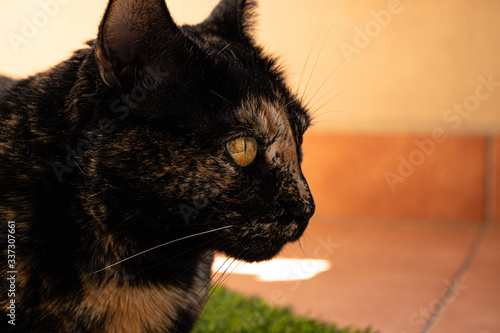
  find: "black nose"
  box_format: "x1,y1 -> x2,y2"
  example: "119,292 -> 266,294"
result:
281,171 -> 315,221
284,199 -> 315,220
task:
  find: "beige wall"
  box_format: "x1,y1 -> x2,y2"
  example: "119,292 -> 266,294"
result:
1,0 -> 499,135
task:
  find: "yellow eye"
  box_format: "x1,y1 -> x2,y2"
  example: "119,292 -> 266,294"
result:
227,137 -> 258,167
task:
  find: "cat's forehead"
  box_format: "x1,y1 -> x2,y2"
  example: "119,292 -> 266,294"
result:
238,97 -> 291,138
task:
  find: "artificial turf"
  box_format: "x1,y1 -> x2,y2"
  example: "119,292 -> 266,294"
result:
193,287 -> 374,333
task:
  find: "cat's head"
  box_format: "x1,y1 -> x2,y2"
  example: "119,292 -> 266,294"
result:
88,0 -> 314,263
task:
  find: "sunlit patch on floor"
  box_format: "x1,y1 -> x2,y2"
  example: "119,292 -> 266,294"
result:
212,256 -> 331,282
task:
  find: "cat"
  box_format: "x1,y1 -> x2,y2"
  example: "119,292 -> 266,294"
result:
0,0 -> 315,332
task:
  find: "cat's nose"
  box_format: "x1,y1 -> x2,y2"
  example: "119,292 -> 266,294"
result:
281,171 -> 315,220
283,198 -> 315,220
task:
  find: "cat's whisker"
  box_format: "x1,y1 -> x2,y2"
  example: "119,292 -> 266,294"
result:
201,260 -> 234,316
300,19 -> 338,103
208,257 -> 238,297
305,57 -> 349,111
72,159 -> 90,177
212,255 -> 232,276
310,110 -> 356,125
129,238 -> 221,277
86,192 -> 102,200
295,239 -> 308,258
217,257 -> 244,288
296,29 -> 321,97
135,220 -> 233,227
284,98 -> 296,109
138,246 -> 224,315
310,118 -> 348,127
210,254 -> 237,288
212,255 -> 237,284
210,89 -> 233,104
102,178 -> 118,189
300,38 -> 326,103
216,43 -> 231,56
212,248 -> 248,289
172,250 -> 235,332
90,225 -> 232,275
171,248 -> 225,332
308,84 -> 344,113
310,83 -> 355,116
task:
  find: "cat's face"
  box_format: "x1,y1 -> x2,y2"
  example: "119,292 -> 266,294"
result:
89,0 -> 314,263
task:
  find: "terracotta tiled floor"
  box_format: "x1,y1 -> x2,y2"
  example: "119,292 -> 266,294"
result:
216,218 -> 500,333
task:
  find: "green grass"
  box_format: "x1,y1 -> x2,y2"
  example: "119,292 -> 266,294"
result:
193,287 -> 374,333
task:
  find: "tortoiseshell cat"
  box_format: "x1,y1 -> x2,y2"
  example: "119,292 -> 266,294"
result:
0,0 -> 315,331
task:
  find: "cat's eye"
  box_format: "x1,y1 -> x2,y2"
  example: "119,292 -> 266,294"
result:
227,137 -> 258,167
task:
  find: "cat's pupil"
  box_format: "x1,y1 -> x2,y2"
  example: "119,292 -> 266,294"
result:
227,137 -> 258,167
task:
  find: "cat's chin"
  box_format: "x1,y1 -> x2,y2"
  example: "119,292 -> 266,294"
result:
220,242 -> 286,263
227,249 -> 284,263
217,218 -> 309,263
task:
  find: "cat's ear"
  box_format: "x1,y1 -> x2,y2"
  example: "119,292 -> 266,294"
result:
95,0 -> 185,89
201,0 -> 257,42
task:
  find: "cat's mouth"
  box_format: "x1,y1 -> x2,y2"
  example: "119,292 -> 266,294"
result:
216,217 -> 309,263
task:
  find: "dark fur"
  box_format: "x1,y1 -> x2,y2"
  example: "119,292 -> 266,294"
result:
0,0 -> 315,332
